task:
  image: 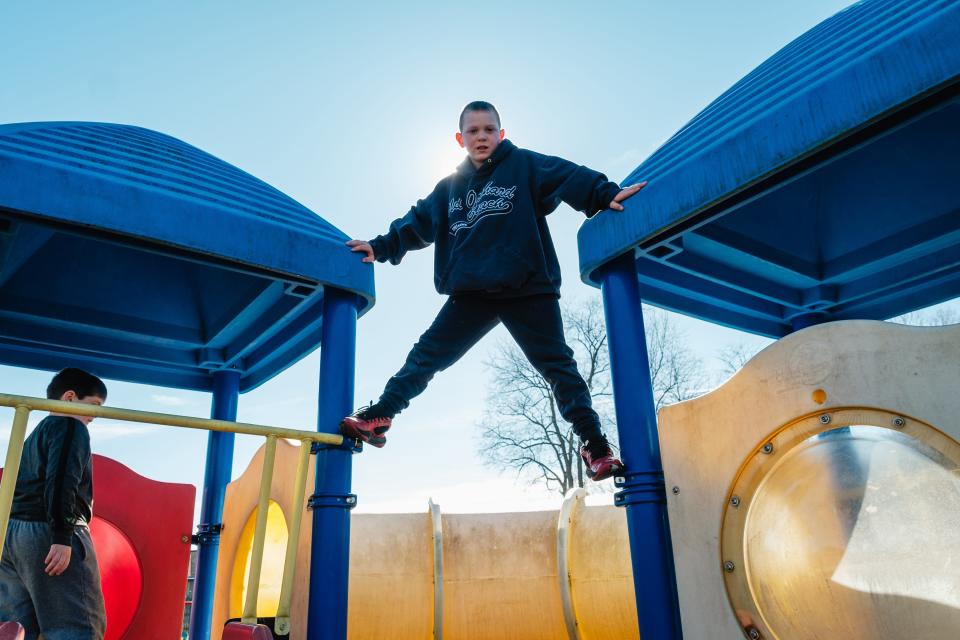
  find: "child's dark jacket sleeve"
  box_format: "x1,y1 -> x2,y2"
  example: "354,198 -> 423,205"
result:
529,151 -> 622,218
368,181 -> 444,265
42,417 -> 90,545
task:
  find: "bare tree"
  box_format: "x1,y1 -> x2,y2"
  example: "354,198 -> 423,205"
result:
477,298 -> 705,494
714,304 -> 959,382
716,342 -> 762,379
889,306 -> 959,326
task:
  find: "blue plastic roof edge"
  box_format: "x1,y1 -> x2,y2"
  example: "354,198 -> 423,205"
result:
0,121 -> 376,313
578,0 -> 960,288
0,278 -> 330,393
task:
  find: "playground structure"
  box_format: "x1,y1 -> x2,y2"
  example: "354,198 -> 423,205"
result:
0,117 -> 371,640
575,0 -> 960,635
210,439 -> 640,640
0,394 -> 342,639
0,0 -> 958,638
203,320 -> 960,640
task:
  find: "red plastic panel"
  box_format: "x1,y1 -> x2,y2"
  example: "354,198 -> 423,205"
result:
2,455 -> 194,638
222,622 -> 273,640
90,455 -> 195,639
0,622 -> 25,640
89,518 -> 142,639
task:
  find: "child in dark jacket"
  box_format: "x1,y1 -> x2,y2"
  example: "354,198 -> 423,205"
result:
341,101 -> 645,480
0,368 -> 108,640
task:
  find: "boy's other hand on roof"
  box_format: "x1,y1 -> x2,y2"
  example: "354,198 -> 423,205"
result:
609,181 -> 648,212
347,240 -> 375,263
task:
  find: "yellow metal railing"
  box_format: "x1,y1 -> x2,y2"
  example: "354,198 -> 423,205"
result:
0,392 -> 342,634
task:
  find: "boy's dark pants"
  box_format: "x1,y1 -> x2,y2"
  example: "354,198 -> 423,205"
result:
0,520 -> 106,640
381,293 -> 604,441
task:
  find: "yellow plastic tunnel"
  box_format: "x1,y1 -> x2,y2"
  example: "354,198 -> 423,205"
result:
211,439 -> 639,640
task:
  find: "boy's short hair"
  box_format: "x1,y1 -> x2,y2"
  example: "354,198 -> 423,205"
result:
47,368 -> 108,401
459,101 -> 501,131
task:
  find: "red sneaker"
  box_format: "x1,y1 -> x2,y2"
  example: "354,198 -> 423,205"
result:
580,438 -> 624,481
340,405 -> 392,448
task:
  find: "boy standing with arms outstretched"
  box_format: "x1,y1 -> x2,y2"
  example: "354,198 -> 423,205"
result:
0,368 -> 108,640
342,101 -> 645,481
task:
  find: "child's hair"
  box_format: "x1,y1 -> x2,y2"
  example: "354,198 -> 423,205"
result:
47,368 -> 108,401
459,100 -> 501,131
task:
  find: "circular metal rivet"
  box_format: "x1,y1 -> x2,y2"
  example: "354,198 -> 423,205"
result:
762,443 -> 774,454
893,416 -> 906,428
819,414 -> 831,424
730,495 -> 741,507
181,535 -> 190,544
672,486 -> 680,495
747,627 -> 761,639
724,561 -> 735,573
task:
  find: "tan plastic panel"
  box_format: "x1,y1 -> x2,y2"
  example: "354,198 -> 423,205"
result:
212,439 -> 316,640
657,320 -> 960,639
441,511 -> 567,639
348,512 -> 435,639
569,505 -> 639,640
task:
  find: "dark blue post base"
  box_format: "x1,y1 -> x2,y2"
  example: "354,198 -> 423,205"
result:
190,370 -> 241,640
307,288 -> 358,640
599,254 -> 683,640
306,495 -> 354,638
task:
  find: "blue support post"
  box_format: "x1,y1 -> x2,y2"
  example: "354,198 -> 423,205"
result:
307,287 -> 358,640
189,369 -> 241,640
789,312 -> 827,332
598,253 -> 683,640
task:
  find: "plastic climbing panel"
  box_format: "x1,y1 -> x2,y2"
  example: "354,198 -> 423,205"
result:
658,321 -> 960,639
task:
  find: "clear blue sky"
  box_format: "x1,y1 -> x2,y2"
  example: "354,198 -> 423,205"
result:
3,0 -> 927,514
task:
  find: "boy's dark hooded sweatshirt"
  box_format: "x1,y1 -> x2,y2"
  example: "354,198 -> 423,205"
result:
368,140 -> 621,298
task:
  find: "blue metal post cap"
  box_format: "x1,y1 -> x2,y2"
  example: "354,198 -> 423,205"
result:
307,493 -> 358,510
613,469 -> 667,507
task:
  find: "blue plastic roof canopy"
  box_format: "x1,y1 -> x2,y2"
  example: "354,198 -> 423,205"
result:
578,0 -> 960,337
0,122 -> 374,392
